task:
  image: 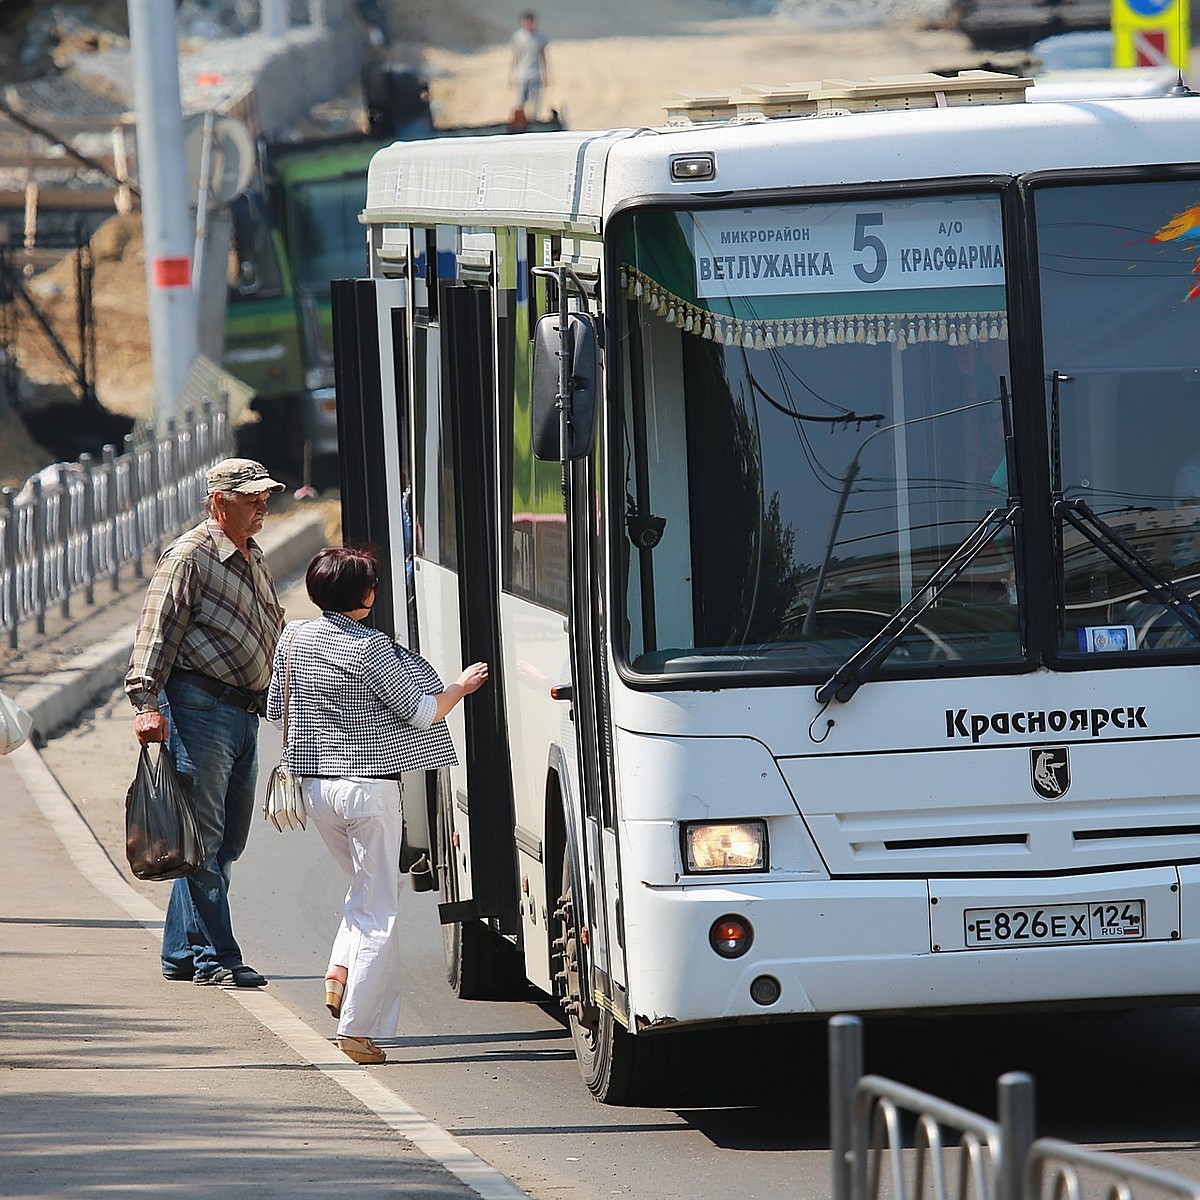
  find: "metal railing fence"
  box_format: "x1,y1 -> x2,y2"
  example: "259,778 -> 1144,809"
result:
1,402 -> 228,649
830,1015 -> 1200,1200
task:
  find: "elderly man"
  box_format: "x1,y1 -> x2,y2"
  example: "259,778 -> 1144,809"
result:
125,458 -> 286,986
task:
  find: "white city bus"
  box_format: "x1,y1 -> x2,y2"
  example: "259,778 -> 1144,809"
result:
331,72 -> 1200,1102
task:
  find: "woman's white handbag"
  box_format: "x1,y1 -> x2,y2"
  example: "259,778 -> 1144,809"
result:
264,762 -> 306,832
0,689 -> 33,756
264,625 -> 307,831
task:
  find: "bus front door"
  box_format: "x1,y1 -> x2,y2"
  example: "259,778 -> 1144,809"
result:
438,282 -> 524,992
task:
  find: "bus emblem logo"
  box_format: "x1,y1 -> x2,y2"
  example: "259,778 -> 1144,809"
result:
1031,747 -> 1070,799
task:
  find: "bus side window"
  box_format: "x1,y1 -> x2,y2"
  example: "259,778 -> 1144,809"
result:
530,233 -> 561,328
505,229 -> 568,613
412,227 -> 438,318
525,233 -> 538,333
425,227 -> 439,320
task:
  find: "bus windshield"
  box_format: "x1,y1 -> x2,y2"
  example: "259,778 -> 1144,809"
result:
1034,176 -> 1200,659
615,194 -> 1023,677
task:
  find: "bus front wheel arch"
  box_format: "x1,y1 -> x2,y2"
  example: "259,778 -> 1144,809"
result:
552,853 -> 673,1104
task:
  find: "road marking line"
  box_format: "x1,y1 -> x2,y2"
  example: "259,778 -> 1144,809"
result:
232,988 -> 533,1200
14,740 -> 533,1200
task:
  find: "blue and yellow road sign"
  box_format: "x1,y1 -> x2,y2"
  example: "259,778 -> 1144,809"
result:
1112,0 -> 1189,70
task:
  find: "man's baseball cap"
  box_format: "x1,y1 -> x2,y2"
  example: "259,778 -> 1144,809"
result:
205,458 -> 286,496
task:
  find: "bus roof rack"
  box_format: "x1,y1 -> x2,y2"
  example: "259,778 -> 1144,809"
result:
662,90 -> 743,124
664,71 -> 1033,125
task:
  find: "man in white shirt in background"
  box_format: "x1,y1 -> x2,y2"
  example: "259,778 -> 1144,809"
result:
509,9 -> 548,122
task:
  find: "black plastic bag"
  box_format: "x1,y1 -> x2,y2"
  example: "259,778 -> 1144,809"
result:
125,745 -> 204,881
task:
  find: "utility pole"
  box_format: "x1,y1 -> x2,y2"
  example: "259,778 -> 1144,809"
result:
128,0 -> 198,430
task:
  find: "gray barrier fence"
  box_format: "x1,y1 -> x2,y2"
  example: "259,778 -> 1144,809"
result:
1,402 -> 228,649
830,1014 -> 1200,1200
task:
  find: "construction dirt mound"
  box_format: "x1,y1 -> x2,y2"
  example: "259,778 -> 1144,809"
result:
15,212 -> 153,415
1,210 -> 151,488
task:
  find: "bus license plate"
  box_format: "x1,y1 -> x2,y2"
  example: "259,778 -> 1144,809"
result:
964,900 -> 1144,948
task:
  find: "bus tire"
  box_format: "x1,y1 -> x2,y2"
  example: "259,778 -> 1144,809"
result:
554,859 -> 672,1104
436,776 -> 525,1001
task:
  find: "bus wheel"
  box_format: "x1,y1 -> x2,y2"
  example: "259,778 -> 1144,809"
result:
436,777 -> 524,1000
553,861 -> 669,1104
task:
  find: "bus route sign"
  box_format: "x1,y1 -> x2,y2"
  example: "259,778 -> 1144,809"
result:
690,197 -> 1004,300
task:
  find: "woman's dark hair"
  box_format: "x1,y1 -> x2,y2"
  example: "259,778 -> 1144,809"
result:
306,545 -> 380,613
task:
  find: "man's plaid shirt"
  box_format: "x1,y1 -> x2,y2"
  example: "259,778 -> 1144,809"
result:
267,614 -> 458,777
125,520 -> 284,709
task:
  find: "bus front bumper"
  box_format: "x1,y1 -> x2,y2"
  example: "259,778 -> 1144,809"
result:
620,863 -> 1200,1028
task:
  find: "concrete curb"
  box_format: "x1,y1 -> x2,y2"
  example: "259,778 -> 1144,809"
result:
16,509 -> 326,742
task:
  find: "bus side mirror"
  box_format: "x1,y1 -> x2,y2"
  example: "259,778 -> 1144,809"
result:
531,311 -> 597,461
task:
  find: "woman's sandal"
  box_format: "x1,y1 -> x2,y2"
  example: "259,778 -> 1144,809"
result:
337,1036 -> 386,1064
324,977 -> 345,1018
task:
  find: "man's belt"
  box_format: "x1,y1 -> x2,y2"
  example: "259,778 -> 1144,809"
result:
170,669 -> 268,715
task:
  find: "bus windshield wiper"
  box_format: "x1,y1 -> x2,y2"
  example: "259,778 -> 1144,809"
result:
1047,369 -> 1200,642
817,377 -> 1021,706
814,504 -> 1020,705
1056,498 -> 1200,641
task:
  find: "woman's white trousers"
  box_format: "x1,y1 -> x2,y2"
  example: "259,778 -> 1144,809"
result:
303,776 -> 403,1039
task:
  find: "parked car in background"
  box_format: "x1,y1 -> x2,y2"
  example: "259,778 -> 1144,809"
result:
1029,29 -> 1113,70
1028,67 -> 1182,100
1025,29 -> 1185,101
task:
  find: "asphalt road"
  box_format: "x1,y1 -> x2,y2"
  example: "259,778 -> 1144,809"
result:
38,576 -> 1200,1200
236,758 -> 1200,1200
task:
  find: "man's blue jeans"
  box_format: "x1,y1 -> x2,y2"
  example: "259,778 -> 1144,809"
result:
159,677 -> 259,979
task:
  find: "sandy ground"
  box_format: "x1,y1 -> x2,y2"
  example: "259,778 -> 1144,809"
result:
411,0 -> 976,130
9,214 -> 153,416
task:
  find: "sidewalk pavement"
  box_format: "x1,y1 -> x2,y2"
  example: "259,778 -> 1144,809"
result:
0,507 -> 527,1200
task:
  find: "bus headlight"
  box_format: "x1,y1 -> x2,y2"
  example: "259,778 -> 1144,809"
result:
683,820 -> 767,873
